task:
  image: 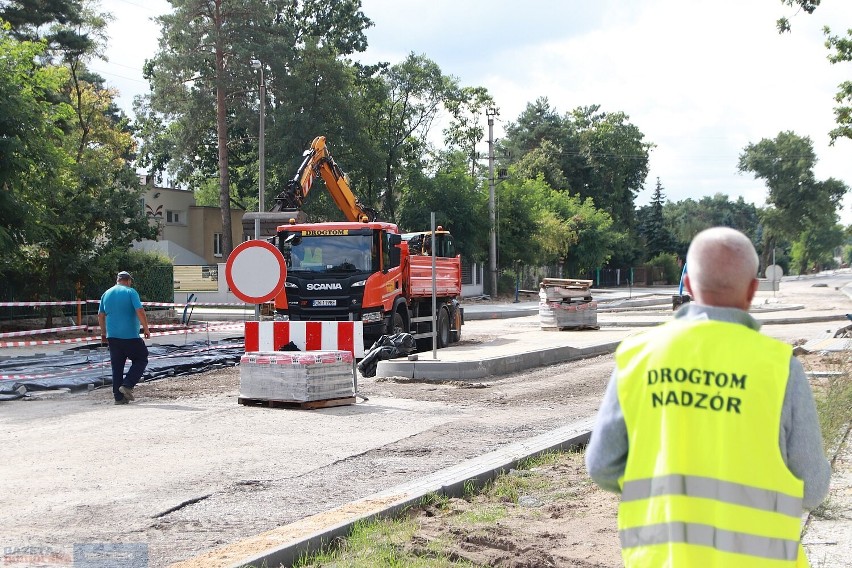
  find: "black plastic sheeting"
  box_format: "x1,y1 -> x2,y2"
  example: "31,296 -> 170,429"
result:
357,333 -> 416,378
0,339 -> 245,401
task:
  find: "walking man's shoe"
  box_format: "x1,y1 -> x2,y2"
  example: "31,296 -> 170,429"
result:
114,398 -> 129,405
119,386 -> 135,401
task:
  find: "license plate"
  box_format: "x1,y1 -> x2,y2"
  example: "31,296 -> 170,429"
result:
312,299 -> 336,307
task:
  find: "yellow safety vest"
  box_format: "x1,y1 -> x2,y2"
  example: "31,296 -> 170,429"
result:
304,247 -> 322,263
615,319 -> 807,568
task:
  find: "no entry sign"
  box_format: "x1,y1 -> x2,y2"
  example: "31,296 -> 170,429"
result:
225,240 -> 287,304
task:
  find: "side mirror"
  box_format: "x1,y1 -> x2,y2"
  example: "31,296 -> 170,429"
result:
388,234 -> 402,269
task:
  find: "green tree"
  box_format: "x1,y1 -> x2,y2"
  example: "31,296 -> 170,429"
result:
738,131 -> 848,269
663,194 -> 760,257
0,24 -> 65,271
498,99 -> 652,229
367,52 -> 457,221
513,139 -> 569,191
496,173 -> 618,276
0,0 -> 93,54
140,0 -> 372,255
397,150 -> 487,262
565,105 -> 652,228
0,17 -> 156,306
790,217 -> 845,274
777,1 -> 852,143
443,86 -> 495,178
825,29 -> 852,142
636,177 -> 675,258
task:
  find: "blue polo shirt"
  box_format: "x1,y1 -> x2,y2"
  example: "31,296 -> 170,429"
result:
99,284 -> 143,339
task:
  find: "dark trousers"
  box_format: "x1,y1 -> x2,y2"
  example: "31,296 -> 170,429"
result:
108,338 -> 149,401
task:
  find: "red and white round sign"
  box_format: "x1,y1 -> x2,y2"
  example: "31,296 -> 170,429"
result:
225,240 -> 287,304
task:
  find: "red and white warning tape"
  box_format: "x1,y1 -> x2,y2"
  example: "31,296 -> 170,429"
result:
0,323 -> 202,340
0,323 -> 244,348
0,301 -> 85,307
1,299 -> 262,308
0,325 -> 88,339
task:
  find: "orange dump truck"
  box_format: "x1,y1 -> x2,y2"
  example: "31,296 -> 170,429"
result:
273,221 -> 463,348
268,136 -> 463,348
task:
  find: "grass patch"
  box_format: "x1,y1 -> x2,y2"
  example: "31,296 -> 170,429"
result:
294,516 -> 474,567
293,449 -> 586,567
454,504 -> 507,525
805,355 -> 852,456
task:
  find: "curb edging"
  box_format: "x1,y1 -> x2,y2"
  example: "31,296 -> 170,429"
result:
172,419 -> 594,568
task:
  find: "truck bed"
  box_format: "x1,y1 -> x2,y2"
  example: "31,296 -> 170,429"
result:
407,256 -> 461,298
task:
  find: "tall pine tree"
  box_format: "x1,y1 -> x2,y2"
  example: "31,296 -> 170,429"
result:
640,177 -> 674,258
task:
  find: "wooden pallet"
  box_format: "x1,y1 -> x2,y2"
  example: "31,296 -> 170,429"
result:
237,396 -> 356,409
541,324 -> 600,331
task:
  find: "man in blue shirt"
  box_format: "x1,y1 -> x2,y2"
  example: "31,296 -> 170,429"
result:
98,271 -> 151,404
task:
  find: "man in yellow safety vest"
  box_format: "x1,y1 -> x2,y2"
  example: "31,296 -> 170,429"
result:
586,227 -> 831,567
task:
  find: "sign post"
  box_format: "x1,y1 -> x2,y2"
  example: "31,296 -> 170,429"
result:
225,240 -> 287,310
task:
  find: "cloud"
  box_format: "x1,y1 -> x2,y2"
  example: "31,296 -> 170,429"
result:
91,0 -> 852,221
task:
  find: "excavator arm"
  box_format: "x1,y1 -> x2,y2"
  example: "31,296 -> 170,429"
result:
272,136 -> 379,222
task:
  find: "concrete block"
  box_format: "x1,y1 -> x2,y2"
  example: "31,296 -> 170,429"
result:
539,300 -> 598,330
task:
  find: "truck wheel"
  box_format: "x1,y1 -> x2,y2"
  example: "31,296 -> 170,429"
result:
392,310 -> 407,335
450,307 -> 462,343
437,307 -> 451,348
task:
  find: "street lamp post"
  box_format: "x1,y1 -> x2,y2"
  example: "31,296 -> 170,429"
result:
250,59 -> 266,240
251,59 -> 266,319
486,107 -> 497,298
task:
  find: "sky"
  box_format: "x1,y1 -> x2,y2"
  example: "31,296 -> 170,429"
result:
90,0 -> 852,222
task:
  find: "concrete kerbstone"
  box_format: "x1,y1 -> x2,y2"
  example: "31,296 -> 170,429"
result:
376,341 -> 622,381
172,418 -> 594,568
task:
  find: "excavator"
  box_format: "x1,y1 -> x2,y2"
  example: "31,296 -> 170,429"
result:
271,136 -> 379,223
267,136 -> 464,348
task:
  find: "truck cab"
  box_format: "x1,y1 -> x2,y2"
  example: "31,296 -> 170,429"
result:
273,221 -> 404,341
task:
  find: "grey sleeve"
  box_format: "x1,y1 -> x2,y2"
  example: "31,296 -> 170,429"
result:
585,368 -> 628,494
781,357 -> 832,510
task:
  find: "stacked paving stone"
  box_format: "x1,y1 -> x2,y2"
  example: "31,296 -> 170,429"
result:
538,278 -> 598,330
240,351 -> 355,402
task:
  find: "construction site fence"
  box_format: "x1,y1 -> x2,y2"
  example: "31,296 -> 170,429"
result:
0,299 -> 254,342
507,265 -> 670,292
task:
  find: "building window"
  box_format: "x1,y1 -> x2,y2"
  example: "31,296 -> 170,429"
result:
213,232 -> 223,257
166,210 -> 183,225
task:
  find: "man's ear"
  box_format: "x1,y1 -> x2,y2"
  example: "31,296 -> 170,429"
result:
683,273 -> 694,297
745,277 -> 759,306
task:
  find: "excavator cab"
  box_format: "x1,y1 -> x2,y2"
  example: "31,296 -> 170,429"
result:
401,229 -> 455,258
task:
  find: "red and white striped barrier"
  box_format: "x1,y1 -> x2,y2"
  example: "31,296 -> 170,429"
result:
244,321 -> 365,358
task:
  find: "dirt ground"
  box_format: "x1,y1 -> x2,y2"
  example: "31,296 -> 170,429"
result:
390,367 -> 851,568
408,450 -> 623,568
1,276 -> 850,568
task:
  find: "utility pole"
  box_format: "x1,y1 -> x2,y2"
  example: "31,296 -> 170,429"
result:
487,107 -> 497,297
251,59 -> 266,319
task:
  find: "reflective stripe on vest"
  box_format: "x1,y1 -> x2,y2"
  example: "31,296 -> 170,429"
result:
615,318 -> 804,567
620,522 -> 799,561
622,474 -> 803,518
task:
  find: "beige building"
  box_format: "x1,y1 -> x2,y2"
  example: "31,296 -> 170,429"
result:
134,183 -> 247,265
